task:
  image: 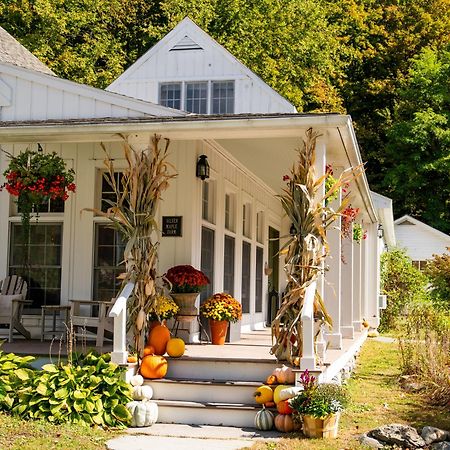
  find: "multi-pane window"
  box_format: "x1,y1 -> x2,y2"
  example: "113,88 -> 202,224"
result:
241,241 -> 251,314
160,83 -> 181,110
223,235 -> 235,295
93,224 -> 125,302
242,202 -> 252,238
186,82 -> 208,114
256,211 -> 264,244
202,180 -> 215,224
212,81 -> 234,114
100,171 -> 124,213
255,246 -> 264,313
225,193 -> 236,232
200,227 -> 215,303
9,223 -> 62,310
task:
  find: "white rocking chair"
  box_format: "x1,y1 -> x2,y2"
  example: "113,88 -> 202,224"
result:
0,275 -> 32,342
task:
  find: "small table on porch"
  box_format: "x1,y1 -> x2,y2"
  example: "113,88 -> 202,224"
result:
172,314 -> 210,343
40,305 -> 71,342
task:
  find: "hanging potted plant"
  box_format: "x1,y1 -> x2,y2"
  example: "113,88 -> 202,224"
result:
200,293 -> 242,345
1,148 -> 76,244
164,265 -> 209,316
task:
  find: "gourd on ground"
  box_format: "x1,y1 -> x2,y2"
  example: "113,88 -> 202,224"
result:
147,324 -> 171,355
126,400 -> 158,427
132,385 -> 154,401
166,338 -> 185,357
254,385 -> 274,404
273,384 -> 291,404
274,413 -> 297,432
140,355 -> 168,379
254,407 -> 274,431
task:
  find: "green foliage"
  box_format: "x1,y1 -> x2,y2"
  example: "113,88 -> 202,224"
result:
398,302 -> 450,406
290,383 -> 350,419
352,223 -> 364,243
380,248 -> 429,331
424,247 -> 450,307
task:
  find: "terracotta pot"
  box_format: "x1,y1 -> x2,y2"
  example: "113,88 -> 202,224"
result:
171,293 -> 199,316
209,319 -> 229,345
302,412 -> 340,439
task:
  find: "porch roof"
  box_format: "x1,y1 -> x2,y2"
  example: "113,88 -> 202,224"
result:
0,112 -> 377,222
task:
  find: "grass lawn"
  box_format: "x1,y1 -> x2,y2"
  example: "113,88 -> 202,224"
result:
248,338 -> 450,450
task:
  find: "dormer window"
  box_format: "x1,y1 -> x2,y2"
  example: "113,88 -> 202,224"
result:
159,81 -> 234,114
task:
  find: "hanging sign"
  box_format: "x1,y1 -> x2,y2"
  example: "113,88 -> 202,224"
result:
162,216 -> 182,237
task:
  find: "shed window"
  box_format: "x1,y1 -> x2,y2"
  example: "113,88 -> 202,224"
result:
212,81 -> 234,114
186,82 -> 208,114
160,83 -> 181,110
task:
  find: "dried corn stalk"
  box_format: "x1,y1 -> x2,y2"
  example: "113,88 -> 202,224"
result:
271,128 -> 363,363
87,134 -> 177,357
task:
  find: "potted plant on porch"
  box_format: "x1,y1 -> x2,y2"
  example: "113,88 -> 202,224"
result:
289,369 -> 349,439
164,265 -> 209,316
199,293 -> 242,345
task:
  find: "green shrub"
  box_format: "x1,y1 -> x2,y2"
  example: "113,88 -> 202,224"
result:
380,248 -> 429,331
424,247 -> 450,309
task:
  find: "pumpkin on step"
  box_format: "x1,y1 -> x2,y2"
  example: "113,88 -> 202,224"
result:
140,355 -> 168,379
274,413 -> 297,433
266,374 -> 277,385
166,337 -> 185,357
254,407 -> 274,431
132,385 -> 154,401
273,384 -> 290,404
254,385 -> 274,404
130,374 -> 144,387
126,400 -> 158,427
147,324 -> 171,355
143,345 -> 156,357
277,399 -> 293,415
272,365 -> 295,384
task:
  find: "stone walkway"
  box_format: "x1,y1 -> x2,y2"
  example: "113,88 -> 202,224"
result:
106,423 -> 281,450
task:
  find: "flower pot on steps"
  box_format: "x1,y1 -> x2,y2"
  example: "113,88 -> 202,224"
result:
209,319 -> 229,345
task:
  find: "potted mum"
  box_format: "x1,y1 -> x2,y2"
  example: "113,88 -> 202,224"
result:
200,293 -> 242,345
289,370 -> 349,439
148,295 -> 179,328
164,265 -> 209,315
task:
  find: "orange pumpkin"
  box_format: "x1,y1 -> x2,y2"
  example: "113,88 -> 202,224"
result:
277,399 -> 293,415
143,345 -> 156,356
266,374 -> 277,385
274,413 -> 297,433
147,324 -> 171,355
139,355 -> 168,379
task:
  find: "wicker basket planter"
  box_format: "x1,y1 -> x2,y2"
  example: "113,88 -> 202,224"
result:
302,412 -> 340,439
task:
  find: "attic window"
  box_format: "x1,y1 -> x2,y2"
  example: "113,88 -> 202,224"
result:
170,35 -> 203,51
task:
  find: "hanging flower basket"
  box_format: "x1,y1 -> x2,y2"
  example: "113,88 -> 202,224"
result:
1,149 -> 76,234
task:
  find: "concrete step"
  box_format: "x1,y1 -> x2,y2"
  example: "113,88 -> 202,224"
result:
146,377 -> 262,404
165,356 -> 279,382
154,399 -> 265,428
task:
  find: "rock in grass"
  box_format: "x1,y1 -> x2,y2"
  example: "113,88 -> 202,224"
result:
431,442 -> 450,450
358,433 -> 385,449
369,424 -> 426,448
422,426 -> 449,445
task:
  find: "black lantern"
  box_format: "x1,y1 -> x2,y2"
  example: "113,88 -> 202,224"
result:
377,224 -> 384,239
196,154 -> 210,180
37,143 -> 44,152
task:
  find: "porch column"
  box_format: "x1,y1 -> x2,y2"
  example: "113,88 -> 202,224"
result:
340,230 -> 354,339
361,228 -> 370,322
352,234 -> 362,331
366,223 -> 381,328
324,188 -> 343,349
314,137 -> 326,360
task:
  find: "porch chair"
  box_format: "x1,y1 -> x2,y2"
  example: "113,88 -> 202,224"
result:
70,299 -> 115,351
0,275 -> 32,342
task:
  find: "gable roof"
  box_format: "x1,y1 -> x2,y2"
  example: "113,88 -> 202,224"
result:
394,215 -> 450,241
107,17 -> 296,112
0,26 -> 55,76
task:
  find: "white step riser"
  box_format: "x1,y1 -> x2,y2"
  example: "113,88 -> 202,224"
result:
147,381 -> 258,404
157,405 -> 257,428
166,359 -> 277,382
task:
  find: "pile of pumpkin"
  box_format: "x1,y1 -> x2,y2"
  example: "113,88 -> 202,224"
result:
127,374 -> 159,427
135,324 -> 186,379
254,365 -> 302,432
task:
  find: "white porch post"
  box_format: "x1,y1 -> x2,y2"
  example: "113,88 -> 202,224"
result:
352,235 -> 362,331
324,190 -> 343,349
367,223 -> 381,328
361,229 -> 370,322
314,137 -> 326,361
341,231 -> 354,339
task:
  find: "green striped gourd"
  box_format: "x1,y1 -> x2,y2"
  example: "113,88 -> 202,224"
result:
255,407 -> 274,431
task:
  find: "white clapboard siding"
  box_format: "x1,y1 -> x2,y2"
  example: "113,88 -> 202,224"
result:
0,62 -> 184,122
107,17 -> 296,114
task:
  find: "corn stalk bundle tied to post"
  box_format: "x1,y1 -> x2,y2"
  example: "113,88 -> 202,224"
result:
87,134 -> 177,357
272,128 -> 363,364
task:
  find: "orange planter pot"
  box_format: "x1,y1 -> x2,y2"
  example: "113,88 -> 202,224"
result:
209,319 -> 229,345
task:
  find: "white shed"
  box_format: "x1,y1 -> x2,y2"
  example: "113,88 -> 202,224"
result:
394,215 -> 450,269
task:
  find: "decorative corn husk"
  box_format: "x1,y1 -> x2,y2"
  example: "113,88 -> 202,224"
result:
271,128 -> 363,364
86,134 -> 177,357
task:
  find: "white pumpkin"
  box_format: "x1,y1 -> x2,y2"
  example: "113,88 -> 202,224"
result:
278,386 -> 302,401
130,374 -> 144,387
126,400 -> 158,427
132,385 -> 154,401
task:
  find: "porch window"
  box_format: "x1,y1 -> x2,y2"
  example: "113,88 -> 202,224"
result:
200,227 -> 215,302
160,83 -> 181,110
185,82 -> 208,114
100,171 -> 125,213
211,81 -> 234,114
242,202 -> 252,239
223,235 -> 235,295
9,223 -> 62,311
93,224 -> 125,301
241,241 -> 251,314
202,180 -> 216,224
225,192 -> 236,232
255,246 -> 264,313
256,211 -> 264,244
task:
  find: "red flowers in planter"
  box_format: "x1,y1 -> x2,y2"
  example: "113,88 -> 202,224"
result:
341,206 -> 359,239
164,265 -> 210,293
